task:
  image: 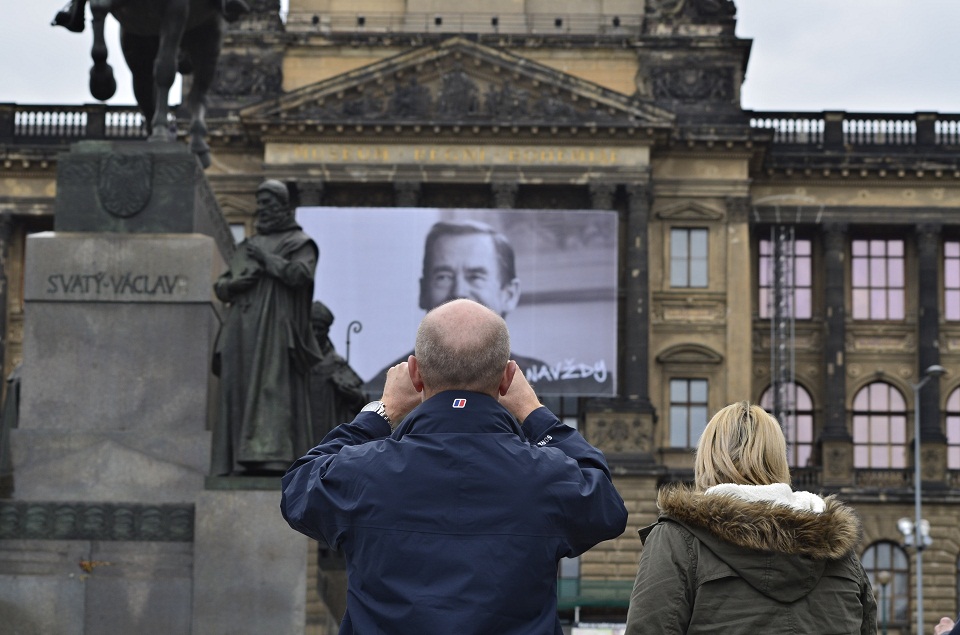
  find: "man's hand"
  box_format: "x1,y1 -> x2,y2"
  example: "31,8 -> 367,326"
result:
498,361 -> 542,423
380,362 -> 421,427
935,617 -> 956,635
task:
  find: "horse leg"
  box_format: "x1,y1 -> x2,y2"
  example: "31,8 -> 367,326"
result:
88,0 -> 116,101
180,18 -> 223,168
120,30 -> 160,136
149,0 -> 190,142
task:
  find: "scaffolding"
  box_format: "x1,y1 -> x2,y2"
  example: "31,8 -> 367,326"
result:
755,195 -> 820,458
769,224 -> 796,446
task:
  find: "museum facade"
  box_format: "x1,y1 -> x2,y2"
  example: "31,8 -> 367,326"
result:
3,0 -> 960,632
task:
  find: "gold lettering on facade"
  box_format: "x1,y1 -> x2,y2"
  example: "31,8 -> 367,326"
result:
275,144 -> 640,167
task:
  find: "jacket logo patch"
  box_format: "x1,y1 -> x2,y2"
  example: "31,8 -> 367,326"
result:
537,435 -> 553,447
452,398 -> 467,408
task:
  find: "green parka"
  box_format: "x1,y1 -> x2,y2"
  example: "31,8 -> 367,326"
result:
625,485 -> 877,635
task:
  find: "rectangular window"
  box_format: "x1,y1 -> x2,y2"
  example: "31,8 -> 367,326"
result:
669,378 -> 708,447
759,238 -> 812,319
670,228 -> 708,288
851,239 -> 904,320
946,241 -> 960,320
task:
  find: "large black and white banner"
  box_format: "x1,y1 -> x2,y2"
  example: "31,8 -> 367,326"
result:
297,207 -> 618,396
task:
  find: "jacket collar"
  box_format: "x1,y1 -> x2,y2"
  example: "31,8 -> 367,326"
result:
392,390 -> 524,439
654,484 -> 862,559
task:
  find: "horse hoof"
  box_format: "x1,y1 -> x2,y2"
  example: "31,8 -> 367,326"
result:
89,65 -> 117,101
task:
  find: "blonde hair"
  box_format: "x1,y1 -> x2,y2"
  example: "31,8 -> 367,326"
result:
694,401 -> 791,491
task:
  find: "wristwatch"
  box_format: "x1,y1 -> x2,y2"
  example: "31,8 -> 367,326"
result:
361,400 -> 392,426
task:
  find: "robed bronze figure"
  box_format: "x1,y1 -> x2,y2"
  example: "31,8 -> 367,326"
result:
211,180 -> 322,476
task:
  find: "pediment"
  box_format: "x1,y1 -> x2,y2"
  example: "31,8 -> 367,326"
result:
241,37 -> 674,132
655,201 -> 724,221
656,343 -> 723,364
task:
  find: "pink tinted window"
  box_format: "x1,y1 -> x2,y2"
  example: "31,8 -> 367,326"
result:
946,241 -> 960,321
852,239 -> 905,321
759,383 -> 815,466
758,238 -> 812,319
852,382 -> 907,468
947,388 -> 960,469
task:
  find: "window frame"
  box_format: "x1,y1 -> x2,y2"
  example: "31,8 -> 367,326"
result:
861,541 -> 910,629
758,235 -> 813,320
668,377 -> 709,448
669,227 -> 709,289
851,381 -> 908,468
759,382 -> 815,467
850,238 -> 905,320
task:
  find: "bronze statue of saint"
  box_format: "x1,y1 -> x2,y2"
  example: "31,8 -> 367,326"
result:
308,302 -> 366,444
211,180 -> 322,476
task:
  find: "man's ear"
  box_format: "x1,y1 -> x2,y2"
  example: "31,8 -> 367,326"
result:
498,360 -> 518,397
499,278 -> 521,314
408,355 -> 425,393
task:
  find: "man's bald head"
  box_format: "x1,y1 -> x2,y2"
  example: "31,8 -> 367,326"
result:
414,299 -> 511,395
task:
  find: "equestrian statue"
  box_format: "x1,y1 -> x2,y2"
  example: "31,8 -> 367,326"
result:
52,0 -> 249,168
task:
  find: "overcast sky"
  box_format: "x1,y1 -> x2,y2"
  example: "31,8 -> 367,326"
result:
2,1 -> 959,113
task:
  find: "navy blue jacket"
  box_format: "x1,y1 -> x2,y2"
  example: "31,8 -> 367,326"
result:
281,390 -> 628,635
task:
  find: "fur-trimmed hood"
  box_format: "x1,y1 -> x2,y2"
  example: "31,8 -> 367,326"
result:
646,484 -> 864,603
657,484 -> 862,559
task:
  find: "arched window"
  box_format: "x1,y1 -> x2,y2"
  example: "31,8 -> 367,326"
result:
852,382 -> 907,468
946,388 -> 960,469
861,541 -> 909,627
759,383 -> 814,466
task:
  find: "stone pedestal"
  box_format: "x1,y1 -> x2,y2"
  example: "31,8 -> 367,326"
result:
193,487 -> 308,635
11,232 -> 222,503
0,142 -> 312,635
54,141 -> 235,258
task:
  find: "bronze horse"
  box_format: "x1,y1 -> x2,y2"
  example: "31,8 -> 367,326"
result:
54,0 -> 243,168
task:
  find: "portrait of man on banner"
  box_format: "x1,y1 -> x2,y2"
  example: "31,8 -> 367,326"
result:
297,207 -> 618,397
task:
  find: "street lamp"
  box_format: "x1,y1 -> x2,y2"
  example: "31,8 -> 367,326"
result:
877,570 -> 892,635
906,363 -> 946,635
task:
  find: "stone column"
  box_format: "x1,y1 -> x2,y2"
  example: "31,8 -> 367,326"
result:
821,223 -> 853,486
589,181 -> 616,211
0,214 -> 13,383
725,197 -> 752,398
917,224 -> 946,485
491,181 -> 518,209
583,182 -> 655,467
297,180 -> 325,207
394,180 -> 421,208
622,183 -> 653,408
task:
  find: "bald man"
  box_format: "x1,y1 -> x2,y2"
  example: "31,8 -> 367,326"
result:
281,299 -> 627,635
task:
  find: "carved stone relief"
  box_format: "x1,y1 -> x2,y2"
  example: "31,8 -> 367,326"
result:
275,50 -> 659,127
651,67 -> 733,102
589,414 -> 654,454
212,52 -> 283,98
0,501 -> 193,541
645,0 -> 737,19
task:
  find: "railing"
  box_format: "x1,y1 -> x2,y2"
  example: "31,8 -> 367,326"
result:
6,103 -> 960,151
284,11 -> 643,37
855,468 -> 912,489
947,470 -> 960,490
747,111 -> 960,147
0,103 -> 177,144
557,579 -> 632,610
790,467 -> 821,489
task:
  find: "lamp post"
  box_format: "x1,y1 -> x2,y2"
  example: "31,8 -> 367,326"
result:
905,363 -> 946,635
877,570 -> 892,635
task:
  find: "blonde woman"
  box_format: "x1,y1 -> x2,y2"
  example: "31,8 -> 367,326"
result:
625,402 -> 876,635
